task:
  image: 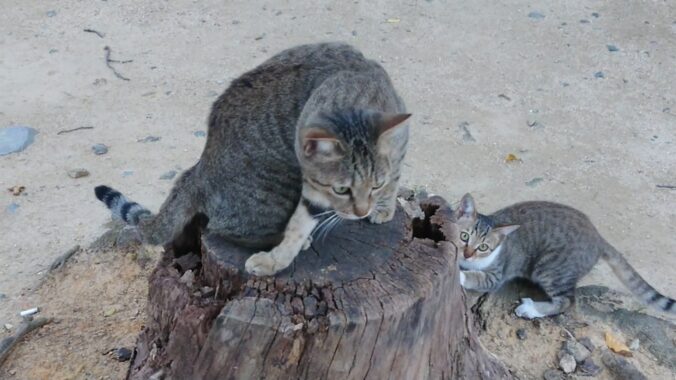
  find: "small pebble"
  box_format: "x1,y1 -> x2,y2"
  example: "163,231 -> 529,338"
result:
591,12 -> 600,18
594,71 -> 605,79
629,338 -> 640,351
137,135 -> 161,143
46,10 -> 57,17
607,44 -> 619,52
559,353 -> 576,373
526,177 -> 544,187
0,126 -> 38,156
68,168 -> 90,179
0,293 -> 6,300
160,170 -> 177,180
112,347 -> 133,362
580,19 -> 590,24
458,121 -> 476,143
92,143 -> 108,155
4,323 -> 13,331
577,336 -> 595,352
578,358 -> 603,376
193,130 -> 206,137
528,11 -> 545,20
543,369 -> 566,380
5,203 -> 20,214
516,328 -> 527,340
562,339 -> 591,362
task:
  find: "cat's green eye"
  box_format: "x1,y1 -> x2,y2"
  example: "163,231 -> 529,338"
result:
332,185 -> 350,195
478,243 -> 489,252
460,232 -> 470,242
372,181 -> 385,190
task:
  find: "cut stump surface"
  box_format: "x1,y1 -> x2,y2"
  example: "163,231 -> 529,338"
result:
128,195 -> 511,379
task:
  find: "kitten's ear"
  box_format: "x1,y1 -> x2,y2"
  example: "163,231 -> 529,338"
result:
456,193 -> 477,219
493,225 -> 520,237
377,113 -> 412,136
302,128 -> 345,161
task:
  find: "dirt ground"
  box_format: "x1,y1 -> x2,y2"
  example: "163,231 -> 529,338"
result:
1,0 -> 675,379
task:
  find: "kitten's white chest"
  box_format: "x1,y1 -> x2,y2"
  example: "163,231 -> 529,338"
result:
460,244 -> 503,270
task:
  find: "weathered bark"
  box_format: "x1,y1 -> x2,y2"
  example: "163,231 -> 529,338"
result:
128,195 -> 511,379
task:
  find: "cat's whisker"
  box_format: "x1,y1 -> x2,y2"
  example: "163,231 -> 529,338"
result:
317,215 -> 338,242
321,215 -> 343,242
313,214 -> 337,239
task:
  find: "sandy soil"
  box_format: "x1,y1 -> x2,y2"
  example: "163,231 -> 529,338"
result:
1,0 -> 675,378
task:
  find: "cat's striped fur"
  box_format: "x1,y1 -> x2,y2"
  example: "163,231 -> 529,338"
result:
454,194 -> 674,318
95,43 -> 409,274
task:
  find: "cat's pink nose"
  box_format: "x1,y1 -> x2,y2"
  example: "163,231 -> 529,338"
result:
463,247 -> 474,259
353,206 -> 370,218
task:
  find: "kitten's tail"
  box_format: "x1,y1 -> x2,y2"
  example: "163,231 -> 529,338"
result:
95,185 -> 152,226
602,243 -> 675,313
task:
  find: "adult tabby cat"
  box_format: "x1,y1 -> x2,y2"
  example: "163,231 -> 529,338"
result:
452,193 -> 675,319
95,43 -> 410,276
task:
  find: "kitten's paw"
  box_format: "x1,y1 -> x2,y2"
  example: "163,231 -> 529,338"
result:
245,252 -> 280,276
515,298 -> 546,319
302,235 -> 313,251
368,207 -> 395,224
459,271 -> 467,287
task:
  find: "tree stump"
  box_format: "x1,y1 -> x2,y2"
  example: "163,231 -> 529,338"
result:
127,195 -> 511,379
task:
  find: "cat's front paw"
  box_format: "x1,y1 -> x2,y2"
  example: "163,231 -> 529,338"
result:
515,298 -> 545,319
368,207 -> 395,224
302,235 -> 313,251
459,271 -> 467,287
245,251 -> 280,276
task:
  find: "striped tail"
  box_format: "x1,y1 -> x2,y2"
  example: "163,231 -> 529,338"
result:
602,243 -> 675,314
95,185 -> 152,225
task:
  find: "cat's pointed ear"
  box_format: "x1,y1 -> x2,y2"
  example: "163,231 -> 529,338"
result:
493,225 -> 520,237
456,193 -> 477,219
377,113 -> 411,136
301,128 -> 345,161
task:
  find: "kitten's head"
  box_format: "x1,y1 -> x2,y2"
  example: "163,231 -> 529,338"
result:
297,109 -> 410,220
452,193 -> 519,261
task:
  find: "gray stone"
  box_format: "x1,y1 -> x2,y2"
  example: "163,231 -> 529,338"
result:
160,170 -> 177,180
0,293 -> 7,300
601,350 -> 647,380
112,347 -> 132,362
0,126 -> 38,156
577,337 -> 595,353
193,130 -> 206,137
578,358 -> 602,376
628,338 -> 640,351
516,328 -> 527,340
5,203 -> 20,214
67,168 -> 90,179
594,71 -> 605,79
528,11 -> 545,20
543,369 -> 566,380
92,143 -> 108,155
526,177 -> 544,187
562,339 -> 591,363
559,353 -> 576,373
607,44 -> 619,52
137,135 -> 161,143
591,12 -> 600,18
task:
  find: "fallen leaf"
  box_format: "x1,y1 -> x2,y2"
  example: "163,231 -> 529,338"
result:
505,153 -> 521,163
103,307 -> 117,317
8,185 -> 25,196
386,17 -> 401,23
605,331 -> 632,357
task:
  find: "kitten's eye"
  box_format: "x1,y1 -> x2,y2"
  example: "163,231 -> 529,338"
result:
332,185 -> 350,195
460,232 -> 470,242
478,243 -> 489,252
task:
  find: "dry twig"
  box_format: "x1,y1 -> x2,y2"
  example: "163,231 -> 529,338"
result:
49,245 -> 81,271
104,46 -> 132,81
83,28 -> 105,38
57,126 -> 94,135
0,317 -> 52,366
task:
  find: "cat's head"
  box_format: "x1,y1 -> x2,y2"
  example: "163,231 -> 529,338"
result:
297,109 -> 410,220
452,193 -> 519,261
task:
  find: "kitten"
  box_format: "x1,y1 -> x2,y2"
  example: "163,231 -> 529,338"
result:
95,43 -> 410,276
452,193 -> 675,319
